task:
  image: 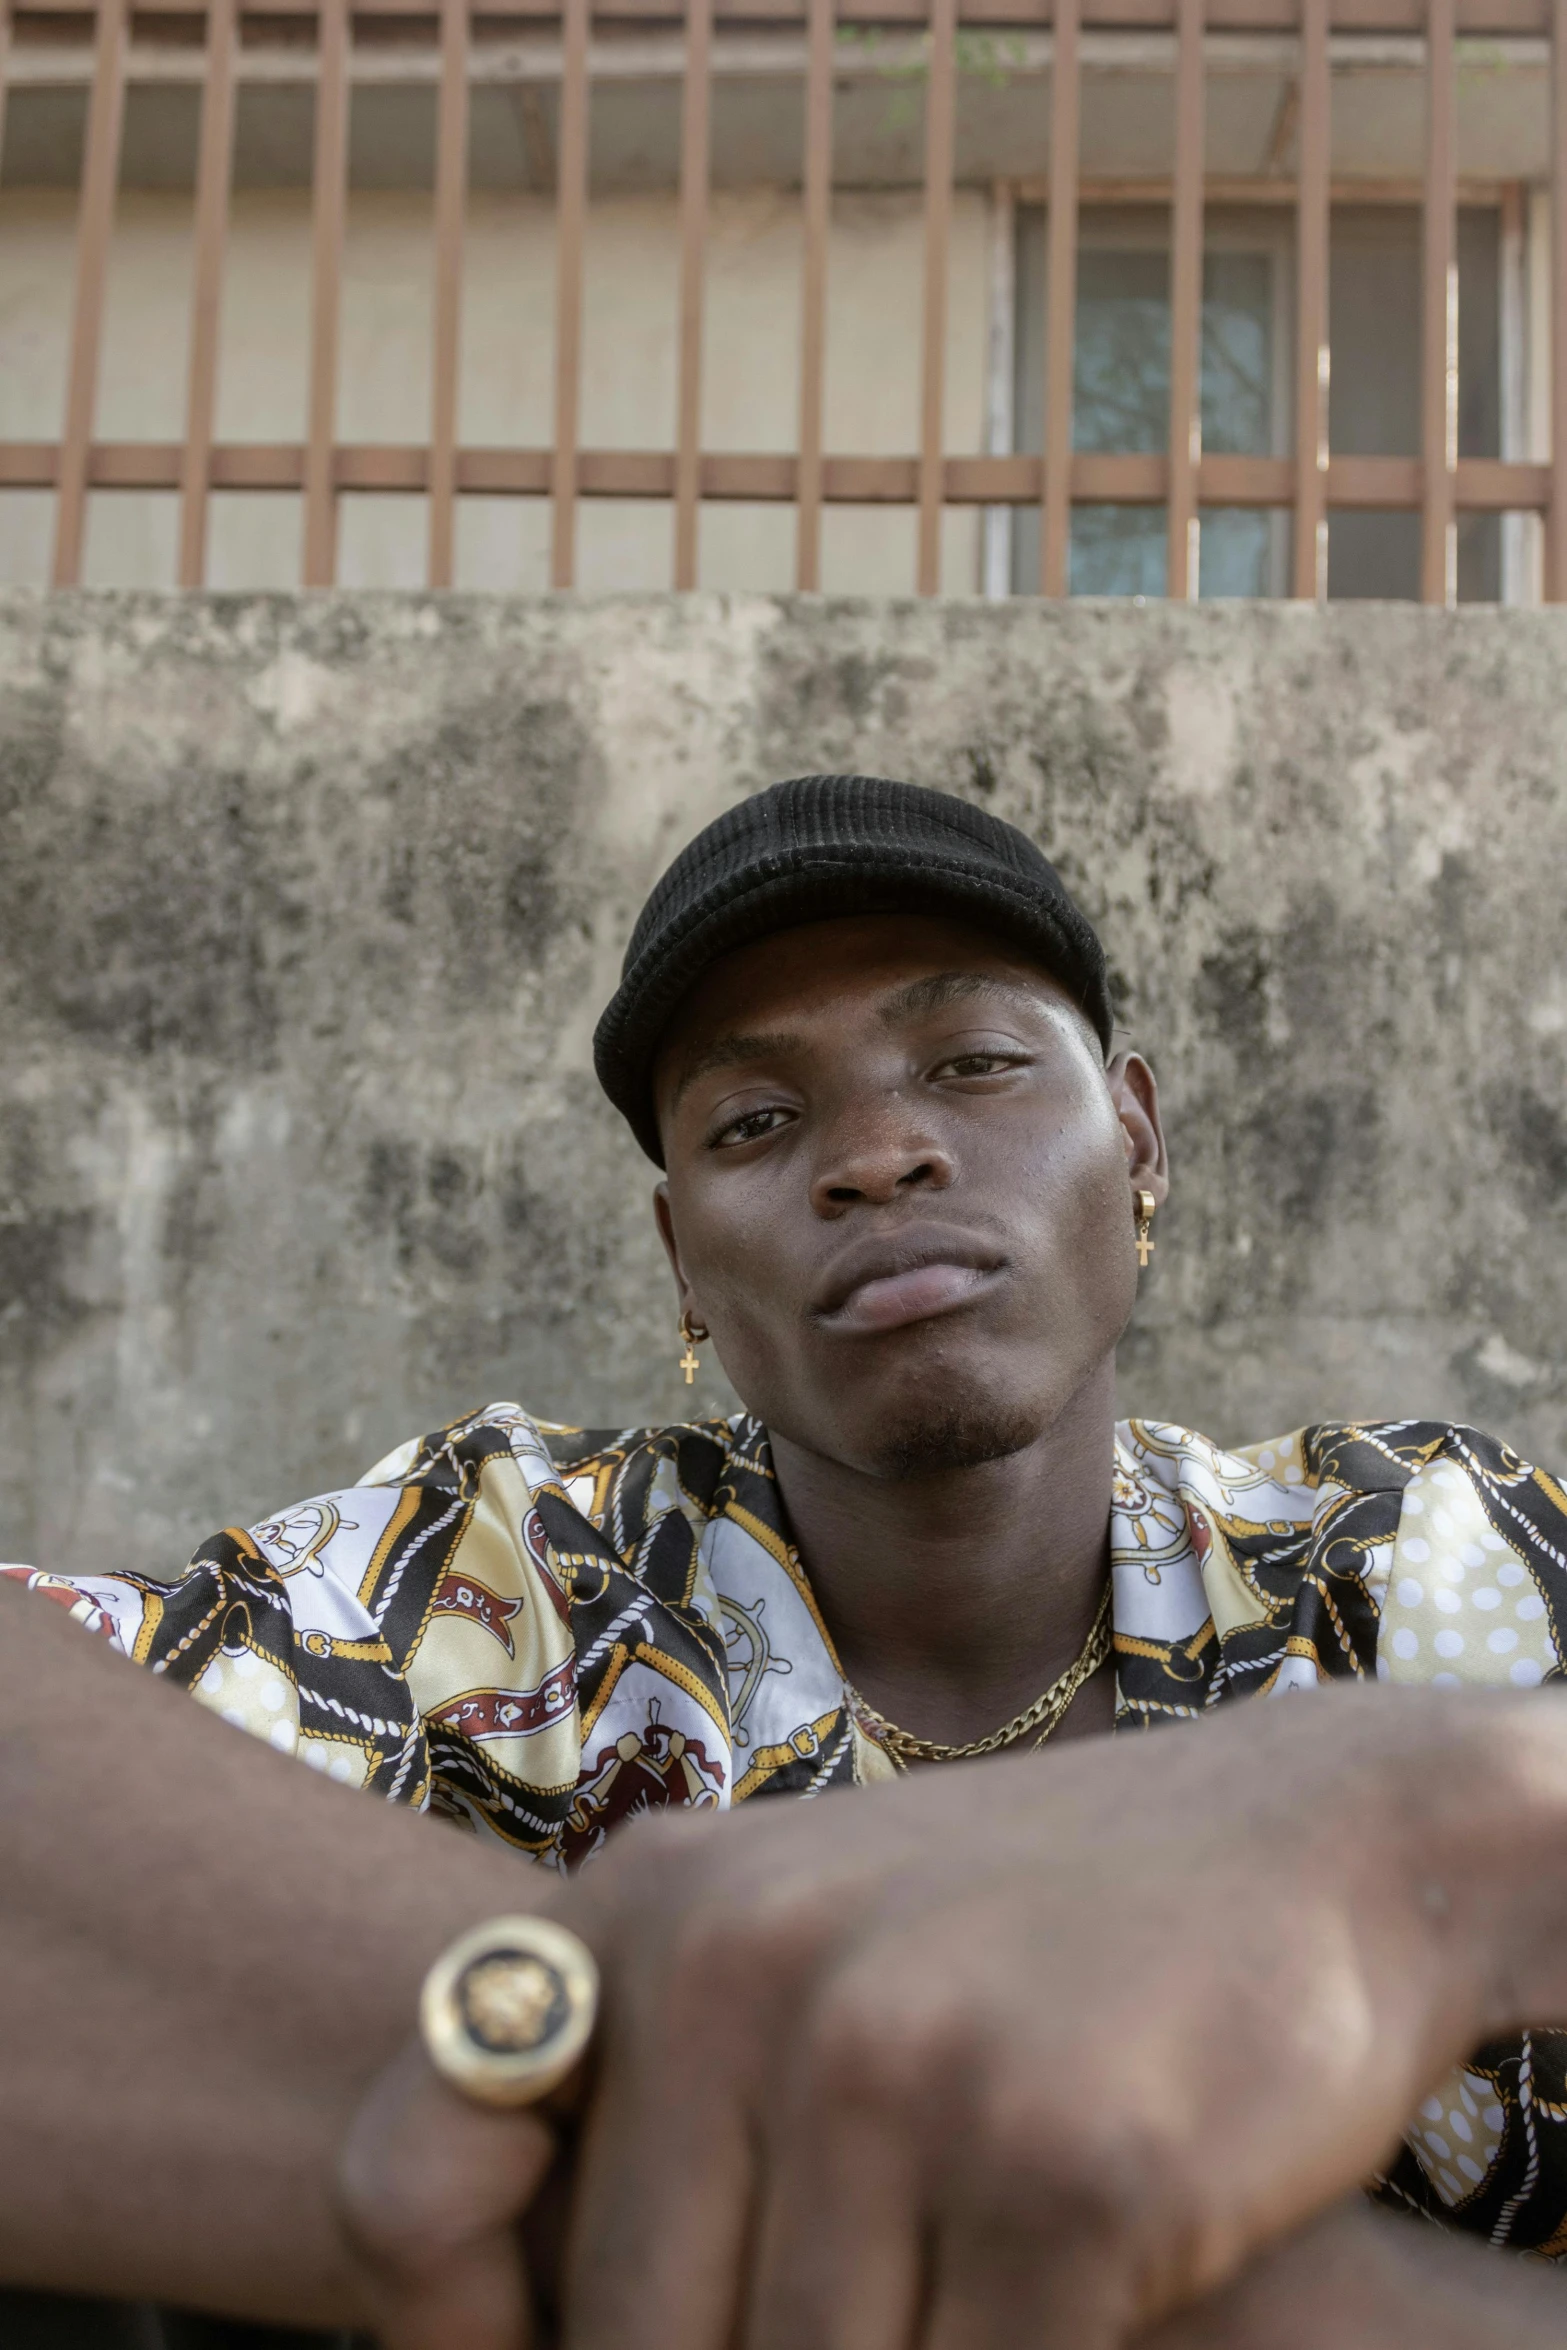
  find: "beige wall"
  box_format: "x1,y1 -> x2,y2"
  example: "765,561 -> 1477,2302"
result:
0,183 -> 990,594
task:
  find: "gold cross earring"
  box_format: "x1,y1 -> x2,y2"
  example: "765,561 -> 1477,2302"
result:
1134,1189 -> 1157,1270
678,1309 -> 709,1384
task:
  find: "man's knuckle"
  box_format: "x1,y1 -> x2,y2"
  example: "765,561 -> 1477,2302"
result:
803,1971 -> 927,2110
963,2090 -> 1169,2254
1056,2119 -> 1178,2251
650,1905 -> 753,2025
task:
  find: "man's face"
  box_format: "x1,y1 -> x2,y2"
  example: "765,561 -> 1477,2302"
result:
652,913 -> 1167,1480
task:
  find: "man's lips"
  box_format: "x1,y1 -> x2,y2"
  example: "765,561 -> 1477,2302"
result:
825,1260 -> 1002,1333
813,1228 -> 1006,1334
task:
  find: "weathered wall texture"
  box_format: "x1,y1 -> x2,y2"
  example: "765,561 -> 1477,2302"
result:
3,589 -> 1567,1577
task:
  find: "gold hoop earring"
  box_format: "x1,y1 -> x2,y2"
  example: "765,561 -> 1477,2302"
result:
678,1309 -> 709,1385
1134,1189 -> 1157,1270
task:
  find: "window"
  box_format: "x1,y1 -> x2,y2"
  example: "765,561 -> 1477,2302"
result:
1009,198 -> 1507,601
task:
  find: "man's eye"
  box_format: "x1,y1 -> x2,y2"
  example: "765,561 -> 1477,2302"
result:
937,1053 -> 1018,1079
710,1106 -> 790,1148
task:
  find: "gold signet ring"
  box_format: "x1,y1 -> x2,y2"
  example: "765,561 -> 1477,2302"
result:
420,1915 -> 599,2107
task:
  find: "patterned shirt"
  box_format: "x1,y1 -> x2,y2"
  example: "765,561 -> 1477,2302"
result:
10,1406 -> 1567,2255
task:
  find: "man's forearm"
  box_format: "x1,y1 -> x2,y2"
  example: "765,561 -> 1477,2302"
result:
0,1579 -> 557,2326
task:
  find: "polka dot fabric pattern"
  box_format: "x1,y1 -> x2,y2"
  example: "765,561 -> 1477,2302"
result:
7,1408 -> 1567,2252
1379,1444 -> 1564,1693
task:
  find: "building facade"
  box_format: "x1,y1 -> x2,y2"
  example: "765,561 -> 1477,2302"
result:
0,0 -> 1562,602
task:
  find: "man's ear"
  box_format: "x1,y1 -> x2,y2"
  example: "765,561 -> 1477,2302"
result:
1107,1052 -> 1169,1207
652,1183 -> 698,1322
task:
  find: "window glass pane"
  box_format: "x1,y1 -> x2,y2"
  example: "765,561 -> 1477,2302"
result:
1457,206 -> 1501,603
1200,509 -> 1276,596
1201,251 -> 1273,457
1457,511 -> 1500,603
1327,209 -> 1421,597
1073,248 -> 1168,453
1072,246 -> 1280,461
1069,249 -> 1172,593
1457,206 -> 1501,461
1069,506 -> 1165,594
1328,209 -> 1421,459
1327,509 -> 1420,600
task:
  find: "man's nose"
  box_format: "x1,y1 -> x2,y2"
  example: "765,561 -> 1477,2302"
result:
810,1100 -> 954,1213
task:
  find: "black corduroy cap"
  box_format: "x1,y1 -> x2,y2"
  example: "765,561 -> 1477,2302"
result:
593,774 -> 1114,1165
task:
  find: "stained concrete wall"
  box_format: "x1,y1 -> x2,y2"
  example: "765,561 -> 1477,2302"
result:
3,588 -> 1567,1578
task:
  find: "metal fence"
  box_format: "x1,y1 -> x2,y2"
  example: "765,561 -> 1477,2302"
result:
1,0 -> 1564,598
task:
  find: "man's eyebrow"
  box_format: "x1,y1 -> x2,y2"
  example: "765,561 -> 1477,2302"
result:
668,974 -> 1053,1109
669,1030 -> 802,1109
877,971 -> 1047,1025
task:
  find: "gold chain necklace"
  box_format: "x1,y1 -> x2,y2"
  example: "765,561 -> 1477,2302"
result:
843,1579 -> 1114,1770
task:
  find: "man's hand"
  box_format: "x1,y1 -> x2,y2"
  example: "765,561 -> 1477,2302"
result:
1144,2199 -> 1567,2350
338,2041 -> 564,2350
552,1688 -> 1567,2350
340,1686 -> 1567,2350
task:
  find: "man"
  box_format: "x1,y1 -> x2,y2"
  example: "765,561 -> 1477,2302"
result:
6,774 -> 1567,2346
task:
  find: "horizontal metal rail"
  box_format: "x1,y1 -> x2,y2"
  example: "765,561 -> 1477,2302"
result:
0,442 -> 1550,507
4,0 -> 1561,27
0,32 -> 1555,84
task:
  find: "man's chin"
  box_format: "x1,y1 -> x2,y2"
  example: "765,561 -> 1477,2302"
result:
858,1391 -> 1043,1481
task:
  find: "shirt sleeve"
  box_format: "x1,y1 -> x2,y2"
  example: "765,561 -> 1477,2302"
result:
3,1409 -> 588,1853
7,1478 -> 432,1801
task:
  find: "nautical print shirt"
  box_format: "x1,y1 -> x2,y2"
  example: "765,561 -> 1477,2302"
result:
10,1407 -> 1567,2255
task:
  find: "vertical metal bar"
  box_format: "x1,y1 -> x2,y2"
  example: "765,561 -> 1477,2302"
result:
1551,0 -> 1567,597
427,0 -> 469,589
1499,179 -> 1528,604
1040,0 -> 1081,596
303,0 -> 350,589
1292,0 -> 1329,598
177,0 -> 238,589
673,0 -> 713,591
796,0 -> 834,591
551,0 -> 590,588
0,2 -> 13,182
1421,0 -> 1456,604
1166,0 -> 1205,599
51,0 -> 129,589
982,176 -> 1016,597
917,0 -> 958,596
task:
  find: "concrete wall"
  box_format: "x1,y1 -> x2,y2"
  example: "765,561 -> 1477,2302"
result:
3,588 -> 1567,1578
